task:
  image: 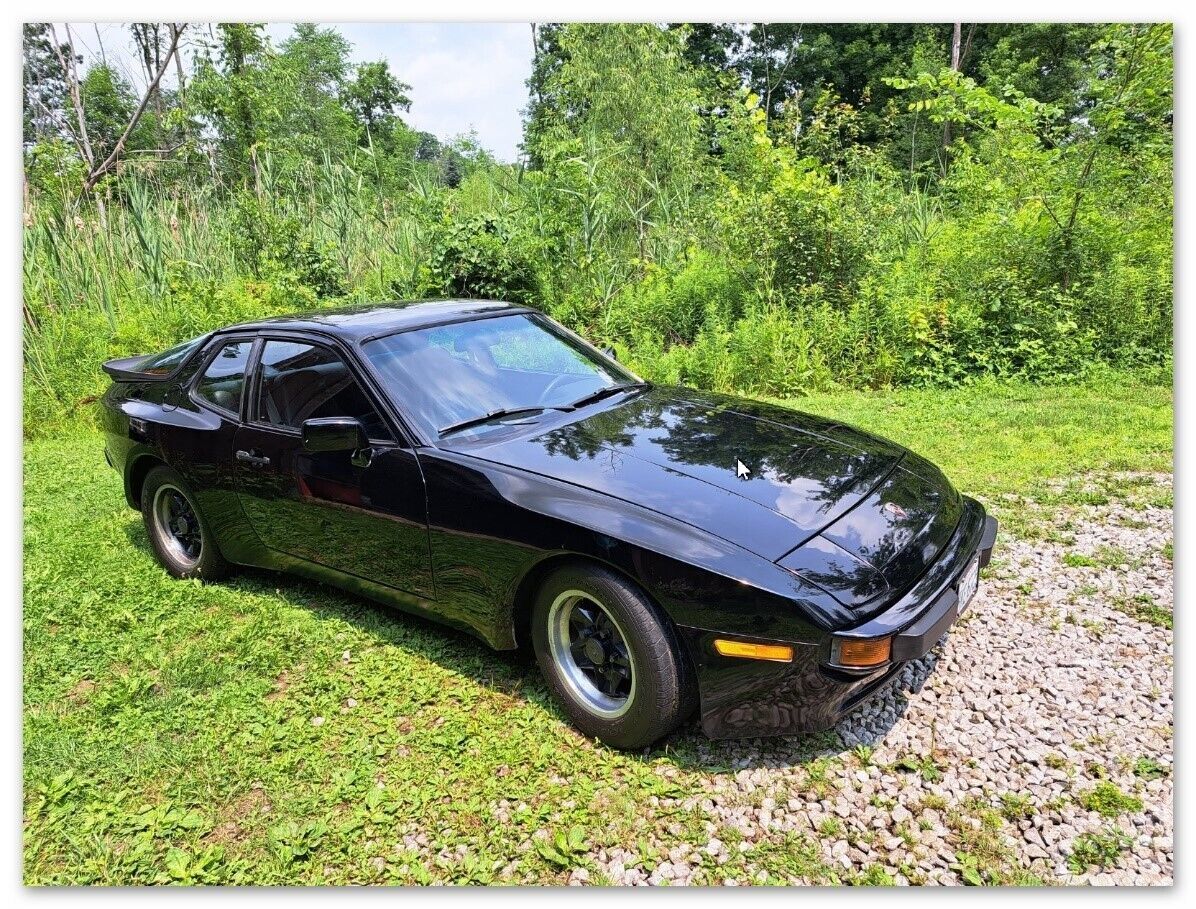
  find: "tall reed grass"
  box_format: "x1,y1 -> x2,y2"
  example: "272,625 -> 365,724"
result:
21,158 -> 448,434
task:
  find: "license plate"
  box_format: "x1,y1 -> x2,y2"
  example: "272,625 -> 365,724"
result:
957,556 -> 980,613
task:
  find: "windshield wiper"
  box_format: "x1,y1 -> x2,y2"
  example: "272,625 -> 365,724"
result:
439,384 -> 650,436
438,406 -> 558,437
567,382 -> 651,411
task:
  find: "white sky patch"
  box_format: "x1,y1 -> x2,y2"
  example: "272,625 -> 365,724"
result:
60,22 -> 535,163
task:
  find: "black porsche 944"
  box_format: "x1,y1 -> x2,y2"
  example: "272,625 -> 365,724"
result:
100,300 -> 997,749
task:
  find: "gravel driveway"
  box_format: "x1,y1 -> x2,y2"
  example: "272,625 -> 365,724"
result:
588,472 -> 1173,886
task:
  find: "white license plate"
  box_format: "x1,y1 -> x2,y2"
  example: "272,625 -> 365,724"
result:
957,556 -> 980,613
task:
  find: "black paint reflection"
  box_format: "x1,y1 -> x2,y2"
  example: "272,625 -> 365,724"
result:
778,535 -> 889,607
501,385 -> 905,537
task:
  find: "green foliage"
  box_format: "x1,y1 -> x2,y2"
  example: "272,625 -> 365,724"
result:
533,826 -> 589,868
1067,827 -> 1133,873
341,60 -> 411,144
1133,757 -> 1168,781
20,22 -> 1173,438
229,194 -> 345,297
892,752 -> 944,783
80,65 -> 145,161
1077,781 -> 1144,818
998,793 -> 1035,821
606,250 -> 745,344
270,820 -> 330,864
853,864 -> 896,886
416,213 -> 540,304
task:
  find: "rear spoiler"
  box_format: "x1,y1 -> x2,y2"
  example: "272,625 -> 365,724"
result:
101,355 -> 171,383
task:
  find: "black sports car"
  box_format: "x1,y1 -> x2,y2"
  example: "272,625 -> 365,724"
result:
100,300 -> 997,749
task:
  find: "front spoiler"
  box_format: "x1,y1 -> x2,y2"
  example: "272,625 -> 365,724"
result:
678,498 -> 998,740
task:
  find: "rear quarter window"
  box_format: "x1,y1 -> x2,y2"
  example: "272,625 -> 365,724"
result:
193,341 -> 253,415
137,335 -> 206,376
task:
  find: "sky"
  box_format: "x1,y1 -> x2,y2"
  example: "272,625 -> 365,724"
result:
62,22 -> 536,162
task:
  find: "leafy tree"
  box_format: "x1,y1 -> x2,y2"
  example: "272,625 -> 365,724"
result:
274,24 -> 357,159
22,23 -> 74,145
79,65 -> 154,162
972,24 -> 1105,121
189,23 -> 270,184
189,23 -> 375,182
523,23 -> 567,167
526,24 -> 704,254
342,60 -> 411,142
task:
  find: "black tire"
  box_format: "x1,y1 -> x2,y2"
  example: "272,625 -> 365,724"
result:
531,562 -> 693,749
141,465 -> 230,581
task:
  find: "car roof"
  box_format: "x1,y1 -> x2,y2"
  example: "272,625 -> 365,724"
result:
217,299 -> 531,342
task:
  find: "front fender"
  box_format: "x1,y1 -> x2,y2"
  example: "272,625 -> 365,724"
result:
425,451 -> 853,649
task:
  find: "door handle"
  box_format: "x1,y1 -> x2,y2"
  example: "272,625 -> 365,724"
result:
235,449 -> 271,467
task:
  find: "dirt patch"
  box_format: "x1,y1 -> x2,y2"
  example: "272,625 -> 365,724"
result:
67,679 -> 96,703
206,788 -> 273,846
264,670 -> 290,702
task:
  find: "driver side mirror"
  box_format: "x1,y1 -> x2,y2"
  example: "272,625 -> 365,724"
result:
302,417 -> 367,454
602,345 -> 618,361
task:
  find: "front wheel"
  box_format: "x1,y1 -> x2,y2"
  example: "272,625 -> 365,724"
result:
531,563 -> 693,749
141,465 -> 229,581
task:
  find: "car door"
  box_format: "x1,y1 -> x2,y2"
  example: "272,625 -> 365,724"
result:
158,335 -> 258,556
232,335 -> 433,600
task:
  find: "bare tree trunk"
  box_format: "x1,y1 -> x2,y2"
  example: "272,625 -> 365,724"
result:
960,23 -> 976,71
81,25 -> 184,194
49,24 -> 94,170
132,23 -> 167,146
942,23 -> 963,151
762,24 -> 772,118
170,23 -> 187,97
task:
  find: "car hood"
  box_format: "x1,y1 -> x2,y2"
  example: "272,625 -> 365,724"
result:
462,386 -> 940,567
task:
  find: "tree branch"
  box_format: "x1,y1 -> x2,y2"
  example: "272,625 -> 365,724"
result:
81,23 -> 184,194
33,96 -> 88,161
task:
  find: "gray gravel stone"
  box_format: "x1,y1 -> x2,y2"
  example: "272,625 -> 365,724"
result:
586,472 -> 1172,886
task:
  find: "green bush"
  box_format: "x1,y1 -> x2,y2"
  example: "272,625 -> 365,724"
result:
414,213 -> 540,304
24,274 -> 318,434
229,195 -> 345,298
605,251 -> 746,345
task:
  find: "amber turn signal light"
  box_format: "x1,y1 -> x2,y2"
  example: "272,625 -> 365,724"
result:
834,636 -> 892,668
714,639 -> 794,663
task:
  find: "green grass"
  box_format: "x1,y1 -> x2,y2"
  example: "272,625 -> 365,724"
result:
23,433 -> 840,885
779,371 -> 1172,501
23,376 -> 1172,884
1110,594 -> 1173,630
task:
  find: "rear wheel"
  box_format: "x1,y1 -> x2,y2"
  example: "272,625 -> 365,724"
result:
141,465 -> 229,581
531,563 -> 692,749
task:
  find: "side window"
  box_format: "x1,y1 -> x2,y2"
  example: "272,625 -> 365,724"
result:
257,340 -> 391,440
194,341 -> 252,415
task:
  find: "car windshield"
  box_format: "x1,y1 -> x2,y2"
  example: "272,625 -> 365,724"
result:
362,313 -> 640,439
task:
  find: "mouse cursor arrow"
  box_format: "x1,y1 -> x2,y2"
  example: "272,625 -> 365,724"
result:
735,459 -> 751,479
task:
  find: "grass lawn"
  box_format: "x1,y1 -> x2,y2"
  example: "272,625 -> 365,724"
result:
22,373 -> 1172,885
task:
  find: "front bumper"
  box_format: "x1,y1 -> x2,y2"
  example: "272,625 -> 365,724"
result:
679,497 -> 998,740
